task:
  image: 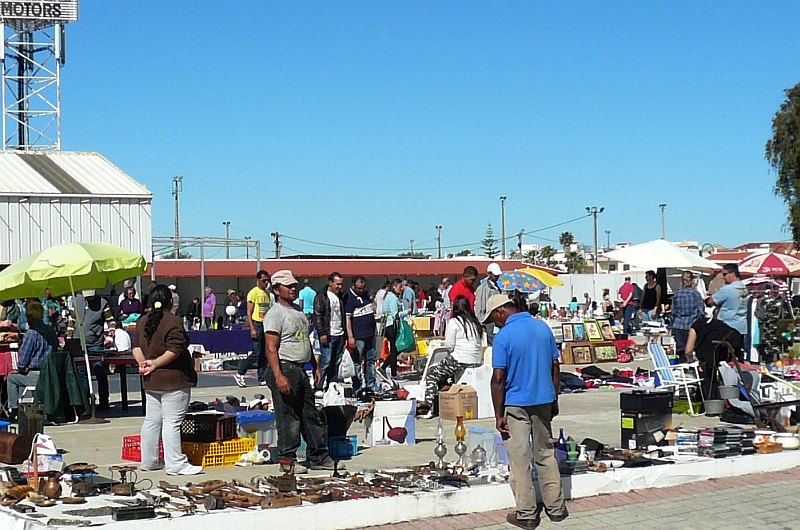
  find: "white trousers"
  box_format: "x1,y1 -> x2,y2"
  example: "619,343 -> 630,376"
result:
140,388 -> 191,473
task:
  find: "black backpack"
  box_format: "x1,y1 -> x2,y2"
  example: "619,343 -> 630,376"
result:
632,283 -> 643,301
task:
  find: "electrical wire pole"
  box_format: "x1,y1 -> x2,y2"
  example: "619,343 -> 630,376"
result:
500,196 -> 507,259
222,221 -> 231,259
659,203 -> 667,239
172,176 -> 183,257
517,229 -> 524,256
410,239 -> 415,255
435,225 -> 443,259
270,232 -> 281,258
605,230 -> 611,250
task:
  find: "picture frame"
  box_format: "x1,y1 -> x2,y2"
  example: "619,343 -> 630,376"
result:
597,318 -> 616,341
572,345 -> 593,364
562,323 -> 574,342
593,344 -> 618,362
584,319 -> 604,342
572,323 -> 587,342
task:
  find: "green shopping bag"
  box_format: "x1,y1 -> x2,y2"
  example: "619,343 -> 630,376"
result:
395,317 -> 416,353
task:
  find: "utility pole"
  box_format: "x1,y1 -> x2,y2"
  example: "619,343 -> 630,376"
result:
270,232 -> 281,258
435,225 -> 442,259
172,176 -> 183,258
585,206 -> 605,274
605,230 -> 611,250
244,236 -> 251,259
659,203 -> 667,239
500,196 -> 507,259
222,221 -> 231,259
517,229 -> 524,255
410,239 -> 415,256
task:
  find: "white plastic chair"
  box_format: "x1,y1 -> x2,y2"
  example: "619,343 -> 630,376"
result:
419,347 -> 451,397
648,343 -> 704,416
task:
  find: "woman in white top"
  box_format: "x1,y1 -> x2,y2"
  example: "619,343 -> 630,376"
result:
420,295 -> 482,418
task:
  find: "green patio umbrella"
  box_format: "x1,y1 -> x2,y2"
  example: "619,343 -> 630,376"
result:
0,242 -> 146,299
0,242 -> 146,422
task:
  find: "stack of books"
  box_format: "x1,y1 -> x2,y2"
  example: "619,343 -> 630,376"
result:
741,430 -> 756,455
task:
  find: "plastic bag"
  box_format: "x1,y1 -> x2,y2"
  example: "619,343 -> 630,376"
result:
323,382 -> 347,407
339,350 -> 357,380
395,319 -> 416,353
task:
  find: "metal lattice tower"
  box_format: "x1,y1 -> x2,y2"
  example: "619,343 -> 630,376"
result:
1,1 -> 78,150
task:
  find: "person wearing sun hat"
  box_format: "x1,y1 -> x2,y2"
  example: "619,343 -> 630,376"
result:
487,294 -> 567,528
168,285 -> 180,315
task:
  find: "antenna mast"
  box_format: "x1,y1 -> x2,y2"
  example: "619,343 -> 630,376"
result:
1,1 -> 79,150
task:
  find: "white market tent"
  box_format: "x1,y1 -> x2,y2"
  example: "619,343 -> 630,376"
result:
604,239 -> 720,271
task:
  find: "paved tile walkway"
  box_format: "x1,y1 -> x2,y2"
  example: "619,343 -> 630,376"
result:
360,466 -> 800,530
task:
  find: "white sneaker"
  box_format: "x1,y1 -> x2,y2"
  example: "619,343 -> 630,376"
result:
167,464 -> 203,476
418,411 -> 434,420
233,373 -> 246,388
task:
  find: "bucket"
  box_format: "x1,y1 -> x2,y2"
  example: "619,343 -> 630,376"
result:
703,399 -> 725,416
718,385 -> 739,401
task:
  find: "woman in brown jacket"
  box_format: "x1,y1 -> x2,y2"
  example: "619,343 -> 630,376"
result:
132,284 -> 201,476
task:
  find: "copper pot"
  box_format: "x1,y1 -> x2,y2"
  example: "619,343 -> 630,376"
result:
43,475 -> 62,500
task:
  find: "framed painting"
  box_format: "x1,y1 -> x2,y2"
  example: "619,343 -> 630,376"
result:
597,318 -> 616,341
562,323 -> 574,342
572,345 -> 593,364
594,344 -> 618,362
584,319 -> 604,342
572,323 -> 587,342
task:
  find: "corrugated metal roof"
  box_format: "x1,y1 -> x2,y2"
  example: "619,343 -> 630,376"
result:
0,151 -> 152,197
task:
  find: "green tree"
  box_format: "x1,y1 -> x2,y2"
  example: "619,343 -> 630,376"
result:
161,250 -> 192,259
456,249 -> 473,257
559,231 -> 575,252
523,249 -> 538,263
538,246 -> 556,267
767,82 -> 800,245
564,251 -> 585,273
481,223 -> 498,259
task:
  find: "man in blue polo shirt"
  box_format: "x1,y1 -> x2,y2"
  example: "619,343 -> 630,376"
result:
344,276 -> 377,392
487,294 -> 567,528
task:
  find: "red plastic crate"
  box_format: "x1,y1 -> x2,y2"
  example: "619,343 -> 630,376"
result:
122,435 -> 164,463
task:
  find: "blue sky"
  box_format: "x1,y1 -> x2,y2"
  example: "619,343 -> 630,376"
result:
61,1 -> 797,258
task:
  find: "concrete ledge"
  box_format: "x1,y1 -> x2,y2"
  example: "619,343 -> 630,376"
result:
2,452 -> 799,529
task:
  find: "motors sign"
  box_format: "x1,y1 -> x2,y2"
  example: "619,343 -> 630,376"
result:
0,1 -> 78,22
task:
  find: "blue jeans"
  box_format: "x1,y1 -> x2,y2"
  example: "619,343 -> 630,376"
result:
318,334 -> 345,390
353,337 -> 377,392
238,320 -> 266,382
622,305 -> 635,334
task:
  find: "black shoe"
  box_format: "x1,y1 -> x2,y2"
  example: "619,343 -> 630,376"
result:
548,507 -> 569,523
506,511 -> 540,529
96,402 -> 110,411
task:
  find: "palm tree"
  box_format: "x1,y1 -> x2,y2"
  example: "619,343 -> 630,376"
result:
559,231 -> 575,253
564,251 -> 585,273
523,249 -> 538,264
539,246 -> 556,267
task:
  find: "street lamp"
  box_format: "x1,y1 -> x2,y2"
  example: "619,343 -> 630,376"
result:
605,230 -> 611,250
659,204 -> 667,239
244,236 -> 251,259
585,207 -> 605,274
435,225 -> 443,259
500,196 -> 507,259
222,221 -> 231,259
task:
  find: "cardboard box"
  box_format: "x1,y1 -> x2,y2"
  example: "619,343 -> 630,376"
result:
439,384 -> 478,421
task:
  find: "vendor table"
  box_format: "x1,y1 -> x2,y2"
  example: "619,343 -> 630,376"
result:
186,329 -> 252,354
73,352 -> 143,414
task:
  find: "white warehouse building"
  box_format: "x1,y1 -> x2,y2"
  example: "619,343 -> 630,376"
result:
0,151 -> 152,266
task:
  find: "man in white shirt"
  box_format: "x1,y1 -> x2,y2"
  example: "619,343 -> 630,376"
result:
439,277 -> 452,309
312,272 -> 347,391
374,281 -> 389,328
